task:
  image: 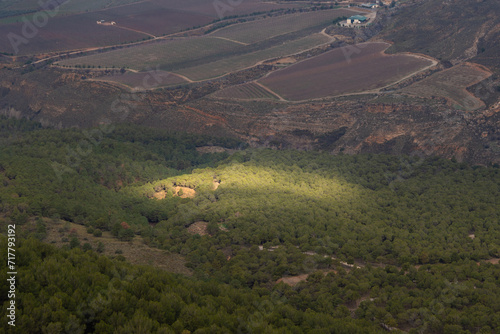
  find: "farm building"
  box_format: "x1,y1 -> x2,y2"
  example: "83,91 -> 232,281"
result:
346,15 -> 368,24
360,3 -> 379,8
97,20 -> 117,26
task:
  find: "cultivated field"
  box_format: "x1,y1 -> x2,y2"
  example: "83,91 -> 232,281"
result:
212,82 -> 280,100
0,15 -> 146,55
211,8 -> 358,44
176,33 -> 331,81
0,0 -> 142,15
0,0 -> 307,55
147,0 -> 306,18
400,63 -> 492,110
94,71 -> 188,89
82,3 -> 213,37
58,37 -> 243,71
259,42 -> 435,101
58,14 -> 335,81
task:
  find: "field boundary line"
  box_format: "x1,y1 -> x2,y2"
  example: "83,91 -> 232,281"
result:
254,82 -> 287,101
209,36 -> 249,45
174,34 -> 335,82
114,25 -> 157,38
173,73 -> 194,83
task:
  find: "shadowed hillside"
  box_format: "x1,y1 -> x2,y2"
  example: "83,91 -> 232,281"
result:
382,0 -> 500,68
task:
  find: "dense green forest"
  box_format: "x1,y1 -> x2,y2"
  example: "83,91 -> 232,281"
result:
0,117 -> 499,333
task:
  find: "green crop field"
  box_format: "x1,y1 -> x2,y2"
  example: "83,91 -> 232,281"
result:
175,33 -> 331,81
211,8 -> 357,44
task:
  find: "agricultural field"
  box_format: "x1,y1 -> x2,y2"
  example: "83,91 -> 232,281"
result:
0,0 -> 142,15
176,33 -> 331,81
94,71 -> 188,90
75,1 -> 215,37
259,42 -> 436,101
57,18 -> 334,81
211,8 -> 358,44
0,15 -> 147,56
212,82 -> 280,100
400,63 -> 492,110
0,0 -> 309,55
147,0 -> 307,18
58,37 -> 243,70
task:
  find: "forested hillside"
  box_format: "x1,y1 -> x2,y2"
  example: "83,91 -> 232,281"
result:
1,118 -> 499,333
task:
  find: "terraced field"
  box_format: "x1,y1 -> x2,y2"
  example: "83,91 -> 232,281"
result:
212,82 -> 280,100
211,8 -> 357,44
176,33 -> 331,81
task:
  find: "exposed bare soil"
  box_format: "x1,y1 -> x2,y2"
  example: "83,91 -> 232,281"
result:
174,186 -> 196,198
187,221 -> 209,236
259,42 -> 435,101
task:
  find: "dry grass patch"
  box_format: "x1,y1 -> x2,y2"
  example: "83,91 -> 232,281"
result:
153,190 -> 166,199
187,221 -> 209,236
174,186 -> 196,198
43,219 -> 192,275
277,269 -> 337,286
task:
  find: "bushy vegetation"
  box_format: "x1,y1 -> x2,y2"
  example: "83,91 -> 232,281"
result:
1,117 -> 499,333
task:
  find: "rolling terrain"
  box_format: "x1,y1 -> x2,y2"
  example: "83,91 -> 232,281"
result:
1,2 -> 500,333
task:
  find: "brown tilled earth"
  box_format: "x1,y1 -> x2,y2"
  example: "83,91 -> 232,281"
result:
259,42 -> 435,101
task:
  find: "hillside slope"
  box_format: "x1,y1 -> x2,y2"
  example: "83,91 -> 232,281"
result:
382,0 -> 500,69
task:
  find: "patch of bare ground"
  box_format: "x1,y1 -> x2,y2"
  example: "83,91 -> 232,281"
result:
484,258 -> 499,265
153,190 -> 167,199
187,221 -> 228,236
277,269 -> 337,286
174,186 -> 196,198
43,219 -> 192,275
152,186 -> 196,199
277,274 -> 309,286
265,56 -> 297,66
187,221 -> 209,236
